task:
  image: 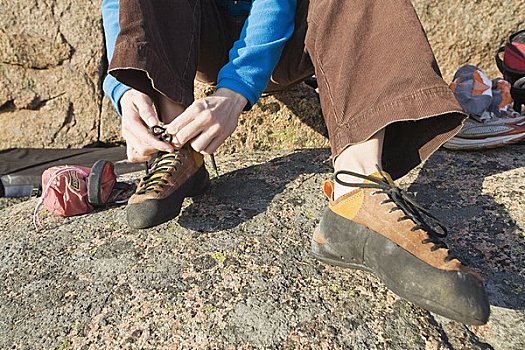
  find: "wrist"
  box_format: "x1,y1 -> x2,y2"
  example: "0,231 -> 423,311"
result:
215,87 -> 248,110
119,88 -> 134,106
117,88 -> 133,114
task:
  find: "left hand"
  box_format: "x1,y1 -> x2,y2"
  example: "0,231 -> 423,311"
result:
165,88 -> 247,154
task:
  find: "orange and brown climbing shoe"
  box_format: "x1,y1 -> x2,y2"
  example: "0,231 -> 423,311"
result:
126,145 -> 209,229
312,170 -> 490,325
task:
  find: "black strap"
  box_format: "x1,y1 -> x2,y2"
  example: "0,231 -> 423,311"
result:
509,29 -> 525,45
511,77 -> 525,113
496,46 -> 525,79
495,28 -> 525,82
496,46 -> 507,76
87,160 -> 113,206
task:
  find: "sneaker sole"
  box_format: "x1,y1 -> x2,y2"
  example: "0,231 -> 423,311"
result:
443,131 -> 525,150
311,219 -> 490,325
126,165 -> 210,229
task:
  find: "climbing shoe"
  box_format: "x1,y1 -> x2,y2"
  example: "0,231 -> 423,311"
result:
126,145 -> 209,229
312,170 -> 490,325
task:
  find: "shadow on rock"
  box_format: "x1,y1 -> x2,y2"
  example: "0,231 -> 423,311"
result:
272,83 -> 329,139
407,145 -> 525,310
177,148 -> 332,232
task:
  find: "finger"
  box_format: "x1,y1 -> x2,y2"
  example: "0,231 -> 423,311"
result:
203,135 -> 225,155
135,94 -> 160,128
144,129 -> 174,152
121,95 -> 170,151
190,132 -> 213,153
125,117 -> 174,152
165,104 -> 201,135
189,124 -> 221,152
175,119 -> 208,146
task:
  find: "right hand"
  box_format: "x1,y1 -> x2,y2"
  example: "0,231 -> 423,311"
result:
120,89 -> 174,163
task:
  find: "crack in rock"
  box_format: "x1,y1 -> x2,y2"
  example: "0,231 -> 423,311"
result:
51,102 -> 75,141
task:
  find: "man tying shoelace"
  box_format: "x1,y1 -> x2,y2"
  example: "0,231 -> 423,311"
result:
101,0 -> 490,325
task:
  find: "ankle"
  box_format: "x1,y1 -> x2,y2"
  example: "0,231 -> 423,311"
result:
332,167 -> 375,200
333,154 -> 381,201
332,130 -> 385,200
157,93 -> 185,123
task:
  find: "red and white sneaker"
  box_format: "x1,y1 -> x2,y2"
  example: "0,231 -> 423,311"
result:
443,110 -> 525,150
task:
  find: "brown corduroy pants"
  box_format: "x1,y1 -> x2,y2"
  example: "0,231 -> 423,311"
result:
109,0 -> 465,179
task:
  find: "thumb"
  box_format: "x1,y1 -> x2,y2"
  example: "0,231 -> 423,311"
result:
135,95 -> 160,127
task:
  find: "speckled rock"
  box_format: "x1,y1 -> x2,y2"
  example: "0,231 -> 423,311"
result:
413,0 -> 525,82
1,146 -> 523,349
0,0 -> 103,149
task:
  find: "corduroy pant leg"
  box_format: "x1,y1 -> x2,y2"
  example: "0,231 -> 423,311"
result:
271,0 -> 466,179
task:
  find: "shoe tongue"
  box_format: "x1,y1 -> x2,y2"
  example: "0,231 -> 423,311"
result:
192,150 -> 204,166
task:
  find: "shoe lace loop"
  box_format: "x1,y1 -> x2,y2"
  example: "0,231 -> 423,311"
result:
151,125 -> 173,143
149,125 -> 220,177
134,125 -> 182,194
335,167 -> 455,262
138,151 -> 183,194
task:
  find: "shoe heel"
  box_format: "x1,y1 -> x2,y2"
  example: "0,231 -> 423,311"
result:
187,167 -> 210,197
311,225 -> 370,271
311,225 -> 344,266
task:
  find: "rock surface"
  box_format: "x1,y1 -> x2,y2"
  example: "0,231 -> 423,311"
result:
0,0 -> 104,149
1,0 -> 524,149
1,146 -> 524,349
413,0 -> 525,82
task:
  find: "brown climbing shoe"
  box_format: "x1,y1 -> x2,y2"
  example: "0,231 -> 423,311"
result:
126,145 -> 209,229
311,170 -> 490,325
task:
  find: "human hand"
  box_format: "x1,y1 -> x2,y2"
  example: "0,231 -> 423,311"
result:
165,88 -> 247,154
120,89 -> 174,162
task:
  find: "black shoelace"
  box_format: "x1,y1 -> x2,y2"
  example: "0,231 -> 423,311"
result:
335,168 -> 456,262
151,125 -> 173,143
137,151 -> 183,195
150,125 -> 219,177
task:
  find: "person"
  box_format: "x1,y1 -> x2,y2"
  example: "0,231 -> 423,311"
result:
101,0 -> 490,325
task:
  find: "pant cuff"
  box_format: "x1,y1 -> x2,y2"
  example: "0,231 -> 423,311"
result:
108,43 -> 195,107
330,85 -> 466,179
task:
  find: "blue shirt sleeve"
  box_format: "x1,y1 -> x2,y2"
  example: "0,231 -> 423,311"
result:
216,0 -> 297,107
101,0 -> 296,112
101,0 -> 130,115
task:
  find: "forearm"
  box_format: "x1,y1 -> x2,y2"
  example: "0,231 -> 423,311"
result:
216,0 -> 297,107
101,0 -> 131,114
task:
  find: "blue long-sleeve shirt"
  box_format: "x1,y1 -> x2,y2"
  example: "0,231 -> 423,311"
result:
101,0 -> 296,113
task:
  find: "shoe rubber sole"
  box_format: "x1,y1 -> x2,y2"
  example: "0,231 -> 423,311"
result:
443,132 -> 525,150
126,165 -> 210,229
311,219 -> 490,325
